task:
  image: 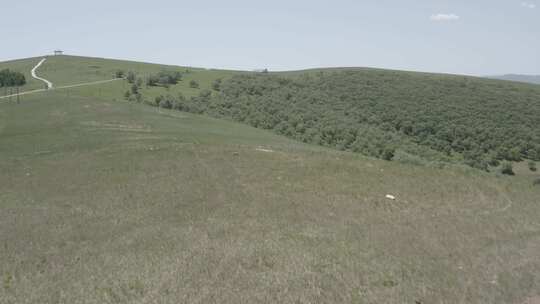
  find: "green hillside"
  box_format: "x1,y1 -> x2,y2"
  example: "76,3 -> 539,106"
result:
1,56 -> 540,303
8,55 -> 537,171
195,71 -> 540,170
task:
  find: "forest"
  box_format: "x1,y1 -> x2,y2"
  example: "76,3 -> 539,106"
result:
142,69 -> 540,170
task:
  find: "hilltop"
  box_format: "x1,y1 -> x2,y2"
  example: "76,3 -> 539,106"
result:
1,55 -> 540,303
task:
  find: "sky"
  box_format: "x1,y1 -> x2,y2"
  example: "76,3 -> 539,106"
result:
1,0 -> 539,75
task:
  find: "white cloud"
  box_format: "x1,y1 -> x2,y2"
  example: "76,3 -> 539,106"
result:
430,14 -> 460,22
521,2 -> 536,8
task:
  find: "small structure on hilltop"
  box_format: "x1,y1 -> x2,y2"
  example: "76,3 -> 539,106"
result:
54,50 -> 64,56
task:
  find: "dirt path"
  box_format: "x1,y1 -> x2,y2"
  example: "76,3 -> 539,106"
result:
55,78 -> 122,90
0,77 -> 122,102
31,58 -> 53,89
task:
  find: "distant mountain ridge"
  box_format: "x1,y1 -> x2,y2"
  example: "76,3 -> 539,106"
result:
489,74 -> 540,85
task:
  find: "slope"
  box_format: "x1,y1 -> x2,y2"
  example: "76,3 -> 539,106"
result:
1,71 -> 540,303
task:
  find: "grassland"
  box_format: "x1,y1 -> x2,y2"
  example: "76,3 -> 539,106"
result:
1,56 -> 540,303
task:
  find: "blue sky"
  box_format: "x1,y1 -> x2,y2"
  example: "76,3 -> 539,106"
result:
1,0 -> 538,75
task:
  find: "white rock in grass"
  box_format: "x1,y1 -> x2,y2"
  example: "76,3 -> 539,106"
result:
385,194 -> 396,200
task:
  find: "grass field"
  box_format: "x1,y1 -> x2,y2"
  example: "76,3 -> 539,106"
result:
1,56 -> 540,303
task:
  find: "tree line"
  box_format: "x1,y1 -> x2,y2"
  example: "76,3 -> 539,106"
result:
125,69 -> 540,171
0,69 -> 26,87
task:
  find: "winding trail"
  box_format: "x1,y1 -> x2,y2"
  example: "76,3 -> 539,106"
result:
0,58 -> 123,102
31,58 -> 53,89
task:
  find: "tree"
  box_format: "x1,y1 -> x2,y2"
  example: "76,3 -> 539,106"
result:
136,78 -> 143,88
155,95 -> 164,107
528,161 -> 537,172
381,147 -> 395,161
159,98 -> 172,109
124,90 -> 131,100
147,75 -> 159,87
114,70 -> 125,79
212,78 -> 222,91
189,80 -> 199,89
500,161 -> 514,175
135,93 -> 142,103
130,84 -> 139,95
507,147 -> 522,161
126,71 -> 136,84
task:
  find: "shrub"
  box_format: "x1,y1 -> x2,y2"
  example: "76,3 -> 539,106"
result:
114,70 -> 125,79
155,95 -> 163,107
189,80 -> 199,89
158,71 -> 182,84
124,90 -> 131,100
500,162 -> 514,175
130,84 -> 139,95
528,161 -> 537,172
159,98 -> 172,109
381,147 -> 395,161
507,147 -> 522,161
135,93 -> 142,103
534,178 -> 540,186
145,71 -> 182,87
212,78 -> 222,91
147,75 -> 158,87
126,71 -> 136,84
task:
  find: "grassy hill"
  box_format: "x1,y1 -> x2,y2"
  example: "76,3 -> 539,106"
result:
8,55 -> 537,171
1,56 -> 540,303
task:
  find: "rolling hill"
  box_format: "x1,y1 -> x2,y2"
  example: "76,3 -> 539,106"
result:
1,55 -> 540,303
489,74 -> 540,85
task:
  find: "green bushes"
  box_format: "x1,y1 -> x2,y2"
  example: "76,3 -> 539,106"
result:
0,69 -> 26,87
124,73 -> 142,102
126,71 -> 136,84
500,162 -> 515,175
146,71 -> 183,87
114,70 -> 125,79
529,161 -> 537,172
189,80 -> 199,89
212,79 -> 222,91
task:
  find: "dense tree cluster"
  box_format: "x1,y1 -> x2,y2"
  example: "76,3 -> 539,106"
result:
142,70 -> 540,170
0,69 -> 26,87
146,71 -> 183,87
